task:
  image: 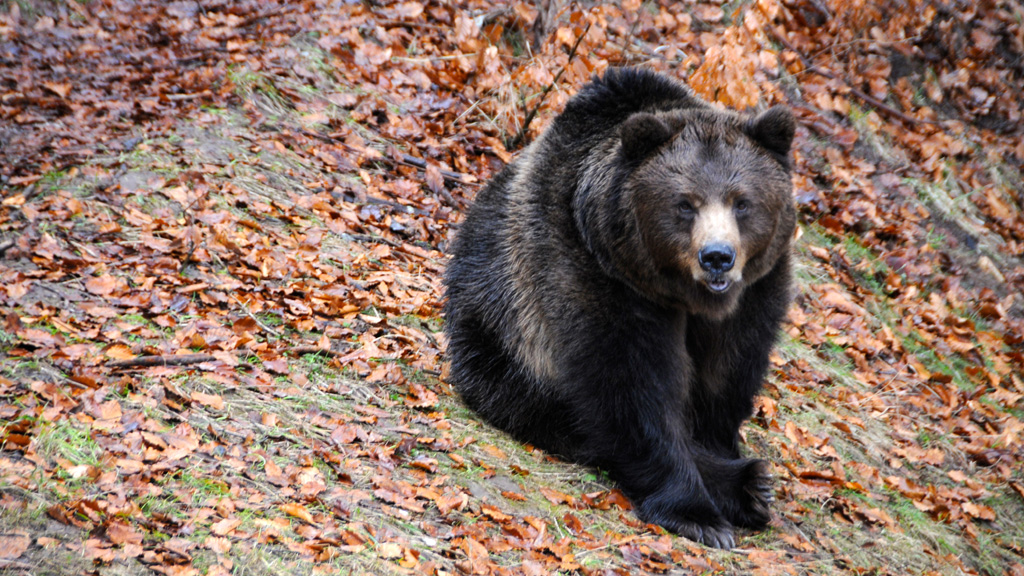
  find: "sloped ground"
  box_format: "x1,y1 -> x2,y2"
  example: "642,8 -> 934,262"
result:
0,1 -> 1022,575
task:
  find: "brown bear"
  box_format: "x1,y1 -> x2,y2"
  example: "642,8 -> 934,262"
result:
443,68 -> 796,549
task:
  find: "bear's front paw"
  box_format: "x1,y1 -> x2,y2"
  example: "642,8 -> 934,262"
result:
671,519 -> 736,549
638,500 -> 737,549
735,459 -> 774,529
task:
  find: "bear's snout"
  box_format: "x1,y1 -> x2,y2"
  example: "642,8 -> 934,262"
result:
698,243 -> 736,273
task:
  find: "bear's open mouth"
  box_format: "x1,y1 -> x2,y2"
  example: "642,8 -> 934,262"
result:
705,277 -> 732,293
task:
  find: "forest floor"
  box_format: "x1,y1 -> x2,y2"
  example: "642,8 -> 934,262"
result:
1,0 -> 1023,575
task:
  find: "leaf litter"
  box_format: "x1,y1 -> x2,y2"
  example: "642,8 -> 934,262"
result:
0,0 -> 1023,574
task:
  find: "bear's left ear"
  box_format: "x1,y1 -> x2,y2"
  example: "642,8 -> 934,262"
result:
620,112 -> 677,161
745,106 -> 795,168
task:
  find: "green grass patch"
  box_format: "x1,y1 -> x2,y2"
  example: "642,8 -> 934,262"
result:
901,331 -> 973,390
841,236 -> 890,295
33,418 -> 104,470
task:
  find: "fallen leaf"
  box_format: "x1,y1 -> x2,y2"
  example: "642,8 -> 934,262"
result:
280,503 -> 315,524
190,391 -> 225,410
0,534 -> 30,559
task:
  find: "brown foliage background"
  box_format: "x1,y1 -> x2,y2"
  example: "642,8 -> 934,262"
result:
0,0 -> 1022,574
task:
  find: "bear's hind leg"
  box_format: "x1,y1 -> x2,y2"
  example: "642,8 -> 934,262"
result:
447,315 -> 579,456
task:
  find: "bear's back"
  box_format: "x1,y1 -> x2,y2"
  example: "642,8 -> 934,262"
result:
552,68 -> 706,146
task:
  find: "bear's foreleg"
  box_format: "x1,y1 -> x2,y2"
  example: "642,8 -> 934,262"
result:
630,442 -> 739,549
688,256 -> 793,529
692,451 -> 774,530
571,374 -> 738,548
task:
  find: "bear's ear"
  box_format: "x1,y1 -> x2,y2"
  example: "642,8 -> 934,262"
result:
620,113 -> 677,161
745,106 -> 795,167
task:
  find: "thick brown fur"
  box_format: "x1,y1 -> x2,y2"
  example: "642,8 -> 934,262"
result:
443,68 -> 797,549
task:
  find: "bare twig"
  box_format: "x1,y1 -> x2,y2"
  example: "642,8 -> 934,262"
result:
290,345 -> 346,358
107,353 -> 219,369
346,233 -> 402,248
232,295 -> 283,338
394,153 -> 471,187
509,22 -> 592,149
332,189 -> 432,217
376,19 -> 447,32
165,91 -> 213,101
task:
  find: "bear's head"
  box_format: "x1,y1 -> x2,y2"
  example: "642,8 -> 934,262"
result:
576,105 -> 796,319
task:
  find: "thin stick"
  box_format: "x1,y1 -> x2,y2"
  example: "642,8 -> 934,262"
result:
290,346 -> 346,358
301,128 -> 476,185
107,354 -> 218,369
232,295 -> 282,338
509,22 -> 592,149
165,91 -> 213,101
332,190 -> 432,217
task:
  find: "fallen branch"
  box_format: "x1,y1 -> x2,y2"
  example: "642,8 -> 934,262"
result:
290,346 -> 347,358
299,128 -> 476,206
509,21 -> 592,149
393,154 -> 465,208
332,189 -> 432,217
107,354 -> 218,369
392,153 -> 472,187
347,233 -> 403,248
768,26 -> 941,127
165,91 -> 213,101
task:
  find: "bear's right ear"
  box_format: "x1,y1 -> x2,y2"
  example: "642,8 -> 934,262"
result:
620,113 -> 676,161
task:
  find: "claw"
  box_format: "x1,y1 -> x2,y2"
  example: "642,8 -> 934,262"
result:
674,521 -> 736,549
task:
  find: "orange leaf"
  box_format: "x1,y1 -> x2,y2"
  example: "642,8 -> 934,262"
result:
84,274 -> 118,296
962,501 -> 995,521
0,533 -> 30,559
539,487 -> 577,507
377,542 -> 404,559
459,537 -> 490,575
106,521 -> 143,546
480,504 -> 511,522
42,81 -> 72,98
425,163 -> 445,195
435,492 -> 468,514
280,503 -> 315,524
210,518 -> 241,536
190,391 -> 224,410
860,506 -> 897,527
479,444 -> 506,459
104,344 -> 135,361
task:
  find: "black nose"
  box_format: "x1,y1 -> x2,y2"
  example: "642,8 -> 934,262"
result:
698,243 -> 735,273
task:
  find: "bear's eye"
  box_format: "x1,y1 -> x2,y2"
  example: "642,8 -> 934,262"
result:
679,200 -> 695,216
734,199 -> 750,214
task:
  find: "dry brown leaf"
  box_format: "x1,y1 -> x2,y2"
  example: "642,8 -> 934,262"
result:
0,534 -> 30,560
280,503 -> 315,524
190,391 -> 224,410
